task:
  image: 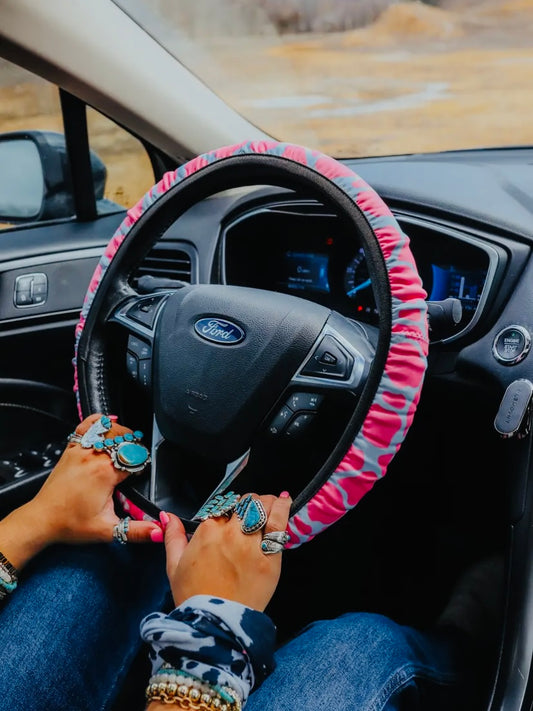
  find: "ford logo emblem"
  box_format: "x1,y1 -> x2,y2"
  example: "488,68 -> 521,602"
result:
194,317 -> 245,345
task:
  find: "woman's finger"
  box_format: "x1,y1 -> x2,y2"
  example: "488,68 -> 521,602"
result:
263,491 -> 292,537
163,512 -> 189,572
120,519 -> 163,544
258,491 -> 292,556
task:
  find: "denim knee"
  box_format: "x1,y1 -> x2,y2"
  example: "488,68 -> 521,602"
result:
247,612 -> 463,711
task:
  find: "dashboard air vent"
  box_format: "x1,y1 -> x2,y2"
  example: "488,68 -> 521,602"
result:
134,245 -> 192,284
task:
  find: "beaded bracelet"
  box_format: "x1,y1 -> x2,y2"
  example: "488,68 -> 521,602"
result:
0,552 -> 18,601
147,665 -> 237,704
141,595 -> 276,706
146,673 -> 241,709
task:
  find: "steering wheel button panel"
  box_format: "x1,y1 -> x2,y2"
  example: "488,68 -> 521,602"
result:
138,359 -> 152,389
127,335 -> 152,360
302,335 -> 354,379
285,412 -> 315,436
268,405 -> 294,435
288,392 -> 323,411
126,294 -> 166,328
126,352 -> 139,381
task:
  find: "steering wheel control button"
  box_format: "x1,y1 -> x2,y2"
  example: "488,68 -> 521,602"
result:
268,393 -> 323,436
288,392 -> 323,411
494,378 -> 533,439
268,406 -> 293,435
138,359 -> 152,388
126,295 -> 165,328
492,325 -> 531,365
127,335 -> 152,388
285,412 -> 315,436
14,272 -> 48,308
127,335 -> 152,360
126,352 -> 139,381
302,335 -> 354,379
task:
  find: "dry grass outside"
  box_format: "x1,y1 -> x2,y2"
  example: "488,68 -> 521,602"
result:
2,0 -> 533,210
197,0 -> 533,156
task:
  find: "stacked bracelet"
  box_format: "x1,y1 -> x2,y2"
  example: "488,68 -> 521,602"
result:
0,552 -> 18,601
141,595 -> 276,707
146,664 -> 241,709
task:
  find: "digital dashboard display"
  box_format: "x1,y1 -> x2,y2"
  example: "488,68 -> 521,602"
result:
428,264 -> 487,316
279,251 -> 330,294
223,204 -> 491,339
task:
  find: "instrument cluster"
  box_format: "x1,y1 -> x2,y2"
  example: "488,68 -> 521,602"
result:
222,201 -> 494,342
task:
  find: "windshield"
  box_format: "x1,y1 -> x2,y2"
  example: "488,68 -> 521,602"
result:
114,0 -> 533,158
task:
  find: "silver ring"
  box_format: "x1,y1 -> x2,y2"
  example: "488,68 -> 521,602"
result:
261,530 -> 290,555
67,415 -> 112,447
69,421 -> 150,476
193,491 -> 240,521
113,516 -> 131,544
235,494 -> 267,534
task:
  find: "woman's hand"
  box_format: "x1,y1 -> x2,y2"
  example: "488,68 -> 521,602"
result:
163,492 -> 292,612
0,414 -> 162,569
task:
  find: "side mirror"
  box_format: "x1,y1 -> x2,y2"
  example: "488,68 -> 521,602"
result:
0,130 -> 108,223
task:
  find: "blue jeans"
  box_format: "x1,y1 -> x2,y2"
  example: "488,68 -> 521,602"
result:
0,546 -> 471,711
247,613 -> 472,711
0,542 -> 171,711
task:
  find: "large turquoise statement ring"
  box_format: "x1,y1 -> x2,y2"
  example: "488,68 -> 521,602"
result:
93,431 -> 150,475
68,416 -> 150,475
235,494 -> 267,534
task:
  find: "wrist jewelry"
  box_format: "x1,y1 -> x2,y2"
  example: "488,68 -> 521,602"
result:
146,679 -> 241,709
141,596 -> 276,707
0,552 -> 18,601
146,665 -> 241,709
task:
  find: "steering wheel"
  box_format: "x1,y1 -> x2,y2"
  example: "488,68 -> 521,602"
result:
74,141 -> 428,548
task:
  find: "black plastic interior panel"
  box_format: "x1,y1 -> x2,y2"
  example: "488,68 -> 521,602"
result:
347,148 -> 533,240
0,378 -> 77,513
0,212 -> 124,262
0,256 -> 100,320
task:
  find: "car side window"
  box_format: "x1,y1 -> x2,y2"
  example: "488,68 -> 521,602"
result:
87,106 -> 155,212
0,58 -> 155,230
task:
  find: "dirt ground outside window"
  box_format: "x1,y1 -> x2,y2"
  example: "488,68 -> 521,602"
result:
1,0 -> 532,210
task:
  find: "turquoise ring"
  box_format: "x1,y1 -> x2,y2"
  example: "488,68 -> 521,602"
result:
93,430 -> 150,475
194,491 -> 240,521
68,417 -> 150,475
235,494 -> 267,534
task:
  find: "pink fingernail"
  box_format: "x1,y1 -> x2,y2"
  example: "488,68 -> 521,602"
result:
150,528 -> 164,543
108,415 -> 119,421
159,511 -> 170,529
280,491 -> 290,498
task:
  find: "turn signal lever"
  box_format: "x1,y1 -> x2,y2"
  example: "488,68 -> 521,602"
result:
427,298 -> 462,341
136,275 -> 188,293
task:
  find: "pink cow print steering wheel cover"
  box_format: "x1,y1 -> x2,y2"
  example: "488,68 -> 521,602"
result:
74,140 -> 429,548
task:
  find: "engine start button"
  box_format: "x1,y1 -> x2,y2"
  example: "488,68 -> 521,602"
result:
493,325 -> 531,365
